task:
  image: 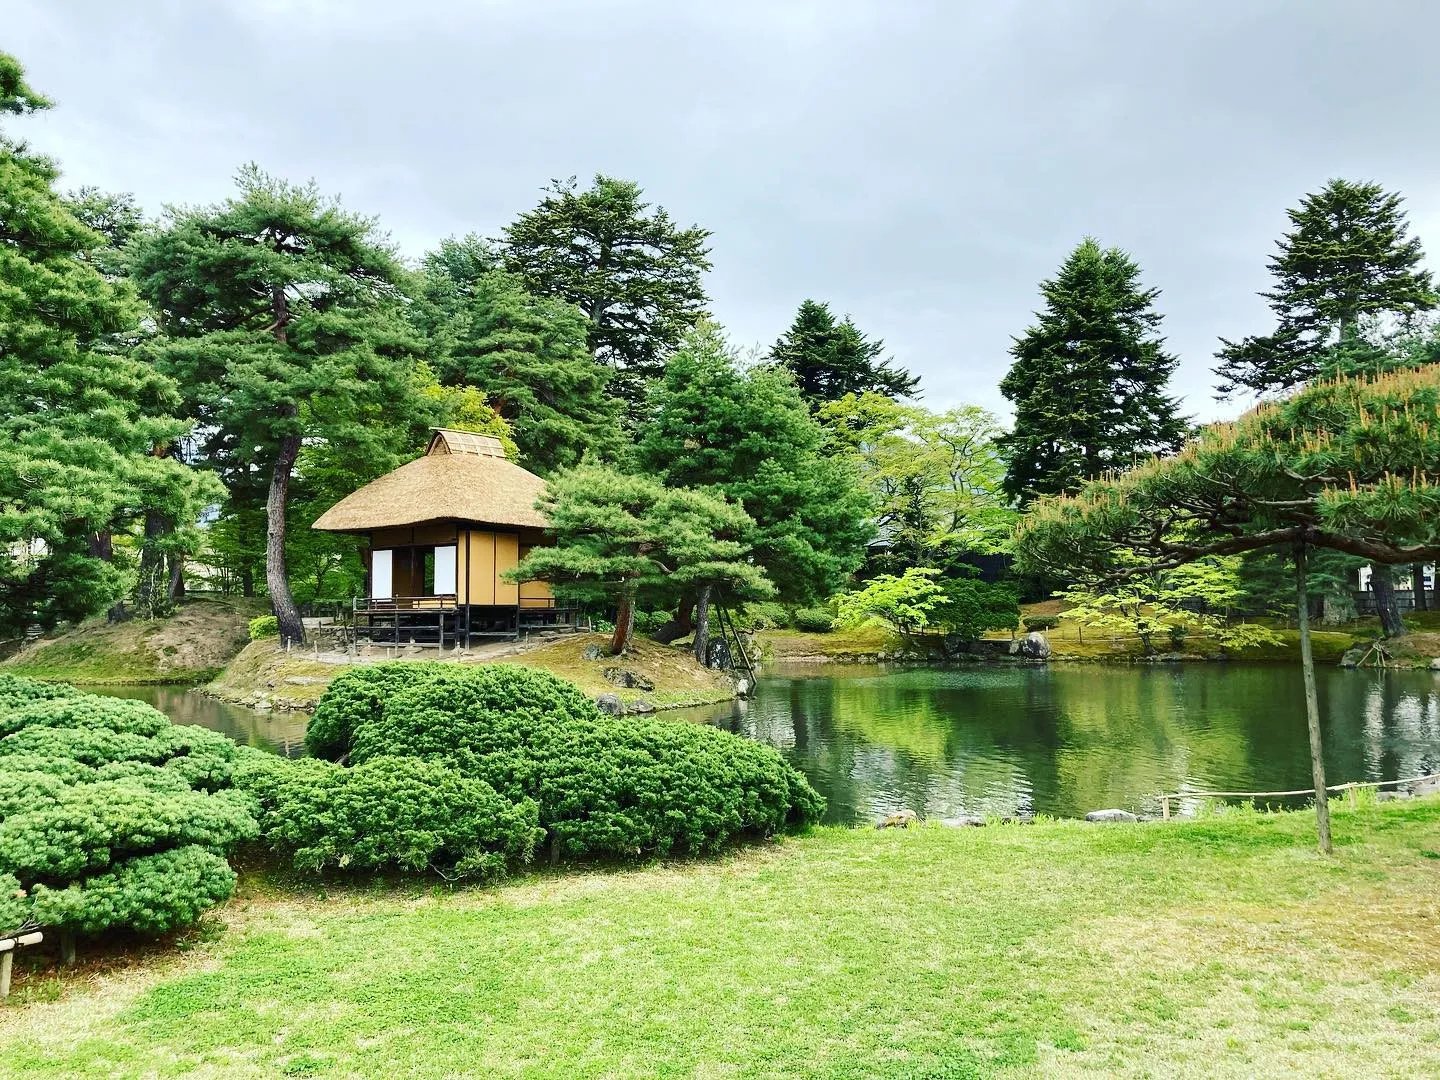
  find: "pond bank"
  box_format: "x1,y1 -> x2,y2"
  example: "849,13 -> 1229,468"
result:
4,798 -> 1438,1076
204,632 -> 739,714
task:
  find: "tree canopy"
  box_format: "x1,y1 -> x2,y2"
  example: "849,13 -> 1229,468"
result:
502,175 -> 712,411
768,300 -> 918,406
1000,238 -> 1188,504
1215,179 -> 1437,398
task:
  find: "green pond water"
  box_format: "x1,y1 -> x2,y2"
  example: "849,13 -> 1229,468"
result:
96,662 -> 1440,823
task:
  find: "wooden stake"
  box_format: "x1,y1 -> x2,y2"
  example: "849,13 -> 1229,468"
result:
1295,543 -> 1332,855
1161,796 -> 1170,821
59,929 -> 75,966
0,951 -> 11,1000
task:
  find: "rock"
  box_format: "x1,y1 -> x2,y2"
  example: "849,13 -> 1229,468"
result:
283,675 -> 328,686
1376,789 -> 1411,802
1339,647 -> 1365,669
582,643 -> 604,661
1008,633 -> 1051,660
874,809 -> 919,829
603,667 -> 655,691
937,815 -> 986,828
1084,808 -> 1139,823
734,677 -> 751,698
628,698 -> 656,714
1430,657 -> 1440,671
1411,778 -> 1440,797
594,693 -> 624,716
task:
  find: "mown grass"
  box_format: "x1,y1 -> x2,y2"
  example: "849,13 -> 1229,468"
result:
3,799 -> 1438,1078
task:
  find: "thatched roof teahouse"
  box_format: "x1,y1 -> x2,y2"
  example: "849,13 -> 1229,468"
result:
313,429 -> 569,645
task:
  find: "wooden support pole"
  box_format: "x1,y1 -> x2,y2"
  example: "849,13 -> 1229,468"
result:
1347,783 -> 1358,810
0,950 -> 11,1000
1295,543 -> 1333,855
1161,796 -> 1170,821
60,929 -> 76,966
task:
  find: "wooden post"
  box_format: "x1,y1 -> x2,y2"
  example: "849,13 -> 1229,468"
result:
1161,795 -> 1170,821
1347,783 -> 1358,810
1295,543 -> 1332,855
60,929 -> 76,966
0,949 -> 11,1000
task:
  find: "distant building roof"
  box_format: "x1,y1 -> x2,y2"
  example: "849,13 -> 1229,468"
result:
311,429 -> 549,533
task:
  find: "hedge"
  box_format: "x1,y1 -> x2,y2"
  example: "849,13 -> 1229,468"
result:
313,664 -> 824,859
233,749 -> 540,881
305,663 -> 447,760
0,677 -> 257,940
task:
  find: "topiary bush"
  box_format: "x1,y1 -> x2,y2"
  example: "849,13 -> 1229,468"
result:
305,663 -> 448,759
233,749 -> 540,881
1022,615 -> 1061,633
790,607 -> 836,633
0,673 -> 81,712
739,602 -> 789,631
248,614 -> 280,640
0,679 -> 258,940
311,664 -> 824,859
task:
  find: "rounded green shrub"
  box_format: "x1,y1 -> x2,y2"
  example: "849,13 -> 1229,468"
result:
234,748 -> 539,881
248,614 -> 280,640
316,664 -> 824,859
791,607 -> 836,633
0,674 -> 81,712
0,684 -> 257,940
1022,615 -> 1061,632
739,602 -> 789,630
305,663 -> 447,759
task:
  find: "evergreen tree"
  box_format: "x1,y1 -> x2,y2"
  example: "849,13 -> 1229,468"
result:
501,175 -> 712,409
1215,179 -> 1437,397
418,257 -> 621,474
131,166 -> 429,644
999,238 -> 1187,503
635,322 -> 873,603
769,299 -> 918,406
0,52 -> 205,636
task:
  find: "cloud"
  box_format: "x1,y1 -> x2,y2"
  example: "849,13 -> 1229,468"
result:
7,0 -> 1439,421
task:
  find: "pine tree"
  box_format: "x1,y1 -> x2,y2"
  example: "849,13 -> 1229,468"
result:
131,166 -> 428,644
768,300 -> 918,406
1215,179 -> 1438,397
419,260 -> 621,474
635,322 -> 873,603
0,52 -> 205,636
501,175 -> 712,410
999,238 -> 1187,504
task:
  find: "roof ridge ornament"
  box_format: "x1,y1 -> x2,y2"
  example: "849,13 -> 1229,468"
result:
427,428 -> 508,459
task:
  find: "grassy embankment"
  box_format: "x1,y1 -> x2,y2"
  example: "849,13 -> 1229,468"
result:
761,604 -> 1440,668
2,797 -> 1438,1077
207,632 -> 737,712
0,597 -> 263,685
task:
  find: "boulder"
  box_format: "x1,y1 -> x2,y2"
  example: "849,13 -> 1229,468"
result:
1011,632 -> 1051,660
582,643 -> 604,662
603,667 -> 655,691
1084,808 -> 1139,823
594,693 -> 624,716
628,698 -> 656,714
733,677 -> 751,698
875,809 -> 919,829
1339,647 -> 1366,669
937,815 -> 986,828
1430,657 -> 1440,671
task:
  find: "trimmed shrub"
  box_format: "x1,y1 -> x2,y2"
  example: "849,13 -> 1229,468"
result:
248,614 -> 280,640
0,684 -> 257,940
233,749 -> 539,881
739,602 -> 789,631
1022,615 -> 1061,632
632,610 -> 670,635
315,664 -> 824,859
0,674 -> 81,712
305,663 -> 448,759
790,607 -> 836,633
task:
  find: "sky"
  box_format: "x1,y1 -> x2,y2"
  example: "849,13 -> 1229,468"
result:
8,0 -> 1440,421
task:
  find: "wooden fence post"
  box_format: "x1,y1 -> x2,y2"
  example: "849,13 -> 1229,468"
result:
1161,796 -> 1170,821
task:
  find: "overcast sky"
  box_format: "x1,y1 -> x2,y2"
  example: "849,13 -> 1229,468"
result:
9,0 -> 1440,421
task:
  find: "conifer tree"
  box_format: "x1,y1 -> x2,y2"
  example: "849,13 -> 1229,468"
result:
502,175 -> 711,410
0,52 -> 205,636
768,300 -> 918,406
999,238 -> 1187,504
131,166 -> 428,644
1215,179 -> 1437,397
419,259 -> 621,474
635,322 -> 873,603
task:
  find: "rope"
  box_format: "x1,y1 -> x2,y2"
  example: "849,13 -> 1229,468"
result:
1161,770 -> 1440,801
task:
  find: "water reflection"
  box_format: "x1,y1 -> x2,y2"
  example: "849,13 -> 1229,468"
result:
87,685 -> 309,757
684,663 -> 1440,824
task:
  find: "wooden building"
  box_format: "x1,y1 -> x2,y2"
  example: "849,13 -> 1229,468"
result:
312,429 -> 572,646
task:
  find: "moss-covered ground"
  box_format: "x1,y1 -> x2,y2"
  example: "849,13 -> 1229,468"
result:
2,797 -> 1438,1077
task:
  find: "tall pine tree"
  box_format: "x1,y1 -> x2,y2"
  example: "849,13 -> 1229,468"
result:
768,299 -> 918,406
999,238 -> 1187,504
1215,179 -> 1437,397
0,52 -> 205,636
418,256 -> 621,474
131,166 -> 429,644
501,175 -> 711,411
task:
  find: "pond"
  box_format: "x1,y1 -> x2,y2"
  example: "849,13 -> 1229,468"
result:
99,662 -> 1440,824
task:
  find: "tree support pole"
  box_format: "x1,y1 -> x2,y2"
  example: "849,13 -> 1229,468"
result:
1295,543 -> 1332,855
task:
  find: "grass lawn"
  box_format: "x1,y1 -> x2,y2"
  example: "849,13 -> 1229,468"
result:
4,800 -> 1440,1078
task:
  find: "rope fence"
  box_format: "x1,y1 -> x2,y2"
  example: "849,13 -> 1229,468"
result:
1159,770 -> 1440,820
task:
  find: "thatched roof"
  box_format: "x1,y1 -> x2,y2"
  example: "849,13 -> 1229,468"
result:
312,430 -> 549,533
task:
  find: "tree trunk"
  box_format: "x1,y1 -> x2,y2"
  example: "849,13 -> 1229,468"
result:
693,584 -> 713,667
1412,564 -> 1429,612
266,429 -> 305,645
89,531 -> 128,622
610,582 -> 636,655
240,566 -> 255,598
1371,565 -> 1405,637
1295,544 -> 1332,855
167,552 -> 185,603
136,508 -> 170,616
